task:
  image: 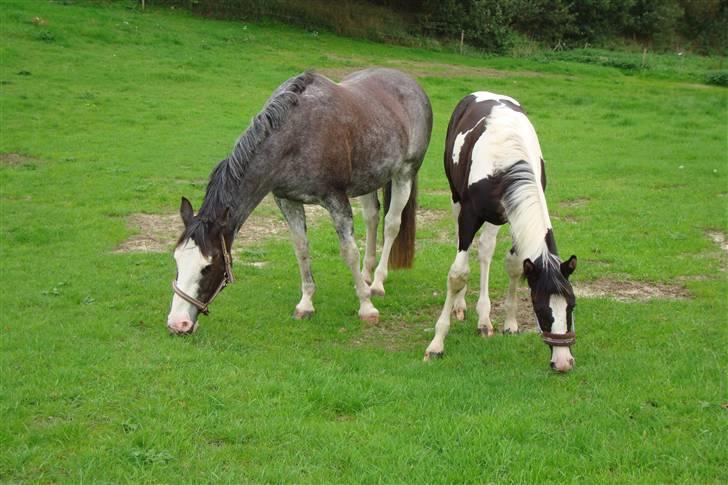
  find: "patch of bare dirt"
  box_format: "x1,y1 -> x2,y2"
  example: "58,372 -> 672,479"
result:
488,287 -> 539,333
706,230 -> 728,254
113,195 -> 328,255
551,214 -> 579,225
559,197 -> 590,209
0,152 -> 39,166
574,278 -> 690,301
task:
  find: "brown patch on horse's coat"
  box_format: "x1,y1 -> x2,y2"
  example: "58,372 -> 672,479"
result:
574,278 -> 690,301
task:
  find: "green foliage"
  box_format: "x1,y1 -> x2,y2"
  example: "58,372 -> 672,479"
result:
155,0 -> 728,54
705,70 -> 728,86
1,0 -> 727,482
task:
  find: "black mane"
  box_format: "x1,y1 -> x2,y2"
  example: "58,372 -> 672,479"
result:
180,71 -> 316,250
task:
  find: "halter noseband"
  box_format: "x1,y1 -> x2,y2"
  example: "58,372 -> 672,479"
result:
172,233 -> 234,316
541,331 -> 576,347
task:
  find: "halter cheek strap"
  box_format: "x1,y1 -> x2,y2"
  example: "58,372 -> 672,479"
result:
541,331 -> 576,347
172,233 -> 234,316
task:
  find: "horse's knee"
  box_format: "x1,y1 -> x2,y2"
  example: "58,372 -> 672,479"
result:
448,267 -> 469,292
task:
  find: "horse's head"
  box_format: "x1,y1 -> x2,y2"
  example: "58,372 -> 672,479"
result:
167,197 -> 234,335
523,255 -> 577,372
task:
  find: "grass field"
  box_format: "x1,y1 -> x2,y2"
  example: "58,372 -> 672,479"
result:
1,1 -> 727,482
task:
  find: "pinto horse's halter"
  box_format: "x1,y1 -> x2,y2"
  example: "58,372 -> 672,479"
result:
172,233 -> 234,316
541,331 -> 576,347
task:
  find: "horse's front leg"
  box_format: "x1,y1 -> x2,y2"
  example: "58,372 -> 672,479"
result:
324,192 -> 379,323
358,191 -> 379,285
275,197 -> 316,319
476,223 -> 500,337
503,247 -> 522,333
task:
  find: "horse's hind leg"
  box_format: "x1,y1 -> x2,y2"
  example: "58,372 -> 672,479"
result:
358,191 -> 379,285
476,223 -> 500,337
503,248 -> 521,333
323,192 -> 379,323
275,197 -> 316,319
370,176 -> 412,296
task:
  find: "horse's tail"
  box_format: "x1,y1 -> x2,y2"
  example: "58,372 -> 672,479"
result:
384,177 -> 417,269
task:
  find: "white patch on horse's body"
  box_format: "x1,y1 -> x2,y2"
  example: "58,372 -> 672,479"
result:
548,294 -> 574,370
472,91 -> 520,106
452,120 -> 485,165
168,239 -> 210,327
468,104 -> 543,187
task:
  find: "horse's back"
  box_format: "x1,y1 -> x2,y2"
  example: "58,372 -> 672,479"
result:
267,69 -> 431,201
338,68 -> 432,161
445,92 -> 544,204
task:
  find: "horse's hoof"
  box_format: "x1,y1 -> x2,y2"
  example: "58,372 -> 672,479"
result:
478,327 -> 495,338
370,286 -> 385,297
502,328 -> 519,335
454,309 -> 465,321
293,309 -> 314,320
360,313 -> 379,324
424,351 -> 444,361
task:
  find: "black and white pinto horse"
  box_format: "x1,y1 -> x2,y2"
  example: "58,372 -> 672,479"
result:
167,68 -> 432,334
424,92 -> 578,372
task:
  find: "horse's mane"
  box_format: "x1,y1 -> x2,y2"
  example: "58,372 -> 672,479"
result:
224,71 -> 315,184
180,71 -> 315,249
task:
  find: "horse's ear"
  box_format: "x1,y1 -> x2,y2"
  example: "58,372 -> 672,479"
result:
561,255 -> 577,279
180,197 -> 194,227
523,258 -> 536,276
522,258 -> 539,287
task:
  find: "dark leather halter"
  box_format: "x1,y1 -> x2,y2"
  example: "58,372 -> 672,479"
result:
172,233 -> 234,316
541,331 -> 576,347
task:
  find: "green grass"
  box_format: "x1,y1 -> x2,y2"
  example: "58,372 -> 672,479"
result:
1,1 -> 727,482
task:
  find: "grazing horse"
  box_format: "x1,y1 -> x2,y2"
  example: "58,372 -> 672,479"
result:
167,68 -> 432,334
424,92 -> 577,372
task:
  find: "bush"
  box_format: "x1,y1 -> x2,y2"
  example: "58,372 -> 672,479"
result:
704,70 -> 728,87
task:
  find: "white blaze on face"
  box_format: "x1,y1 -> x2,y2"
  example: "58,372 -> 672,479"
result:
168,238 -> 211,326
549,294 -> 574,371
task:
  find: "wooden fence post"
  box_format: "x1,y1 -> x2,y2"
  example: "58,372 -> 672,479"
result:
460,30 -> 464,54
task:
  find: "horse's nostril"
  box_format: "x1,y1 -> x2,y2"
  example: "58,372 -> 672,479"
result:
169,320 -> 196,335
569,358 -> 575,367
550,362 -> 556,370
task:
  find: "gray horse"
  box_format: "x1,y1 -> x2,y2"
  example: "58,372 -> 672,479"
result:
168,68 -> 432,334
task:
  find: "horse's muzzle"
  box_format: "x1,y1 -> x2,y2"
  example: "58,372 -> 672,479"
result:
550,358 -> 575,373
167,319 -> 198,335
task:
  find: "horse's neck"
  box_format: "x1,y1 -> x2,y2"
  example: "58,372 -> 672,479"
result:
199,162 -> 273,237
505,180 -> 554,262
230,175 -> 271,234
